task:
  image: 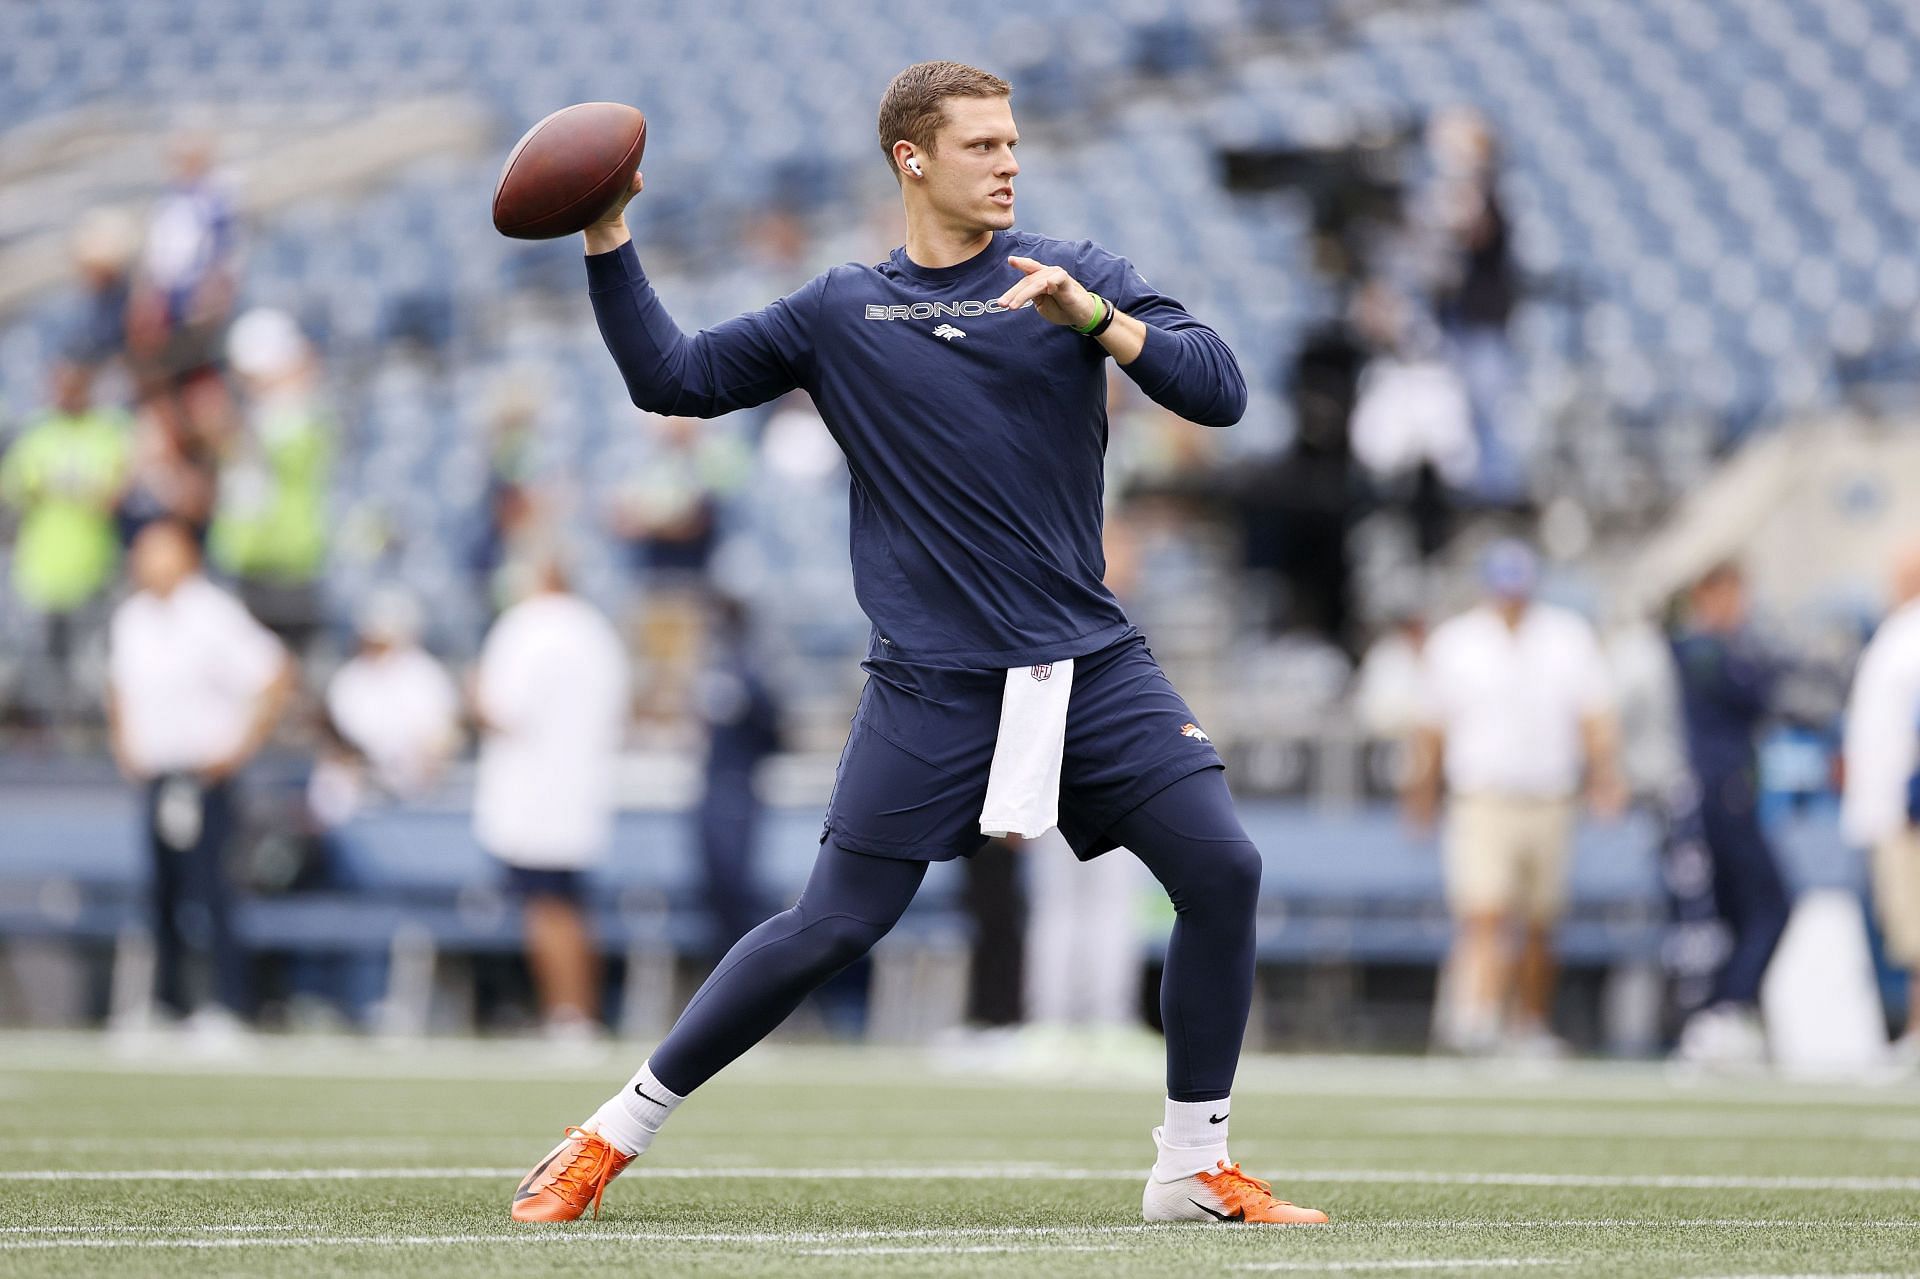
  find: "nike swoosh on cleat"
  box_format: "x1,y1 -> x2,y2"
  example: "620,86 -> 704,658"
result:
513,1150 -> 563,1201
1208,1113 -> 1228,1124
1188,1198 -> 1243,1222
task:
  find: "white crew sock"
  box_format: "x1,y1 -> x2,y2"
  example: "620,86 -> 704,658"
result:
584,1061 -> 686,1157
1151,1096 -> 1231,1182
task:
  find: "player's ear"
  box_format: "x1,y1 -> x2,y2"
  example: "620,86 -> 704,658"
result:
892,140 -> 922,180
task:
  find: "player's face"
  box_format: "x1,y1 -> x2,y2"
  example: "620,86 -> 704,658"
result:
927,96 -> 1019,232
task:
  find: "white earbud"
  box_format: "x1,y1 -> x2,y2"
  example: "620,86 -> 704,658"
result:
905,156 -> 923,177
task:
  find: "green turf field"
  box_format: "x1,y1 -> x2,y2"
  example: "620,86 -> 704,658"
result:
3,1034 -> 1917,1277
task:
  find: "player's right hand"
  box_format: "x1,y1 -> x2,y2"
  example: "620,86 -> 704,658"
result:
592,170 -> 644,227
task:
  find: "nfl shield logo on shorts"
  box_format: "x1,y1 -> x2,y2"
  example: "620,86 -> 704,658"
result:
1030,663 -> 1053,681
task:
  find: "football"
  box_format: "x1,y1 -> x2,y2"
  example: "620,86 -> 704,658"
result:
492,102 -> 647,240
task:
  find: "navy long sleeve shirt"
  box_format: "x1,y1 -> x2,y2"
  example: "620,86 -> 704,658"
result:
1672,628 -> 1777,784
587,228 -> 1246,668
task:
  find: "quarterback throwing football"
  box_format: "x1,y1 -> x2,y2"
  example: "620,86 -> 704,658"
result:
511,60 -> 1327,1228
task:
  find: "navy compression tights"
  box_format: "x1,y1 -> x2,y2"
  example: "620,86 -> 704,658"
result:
648,766 -> 1260,1103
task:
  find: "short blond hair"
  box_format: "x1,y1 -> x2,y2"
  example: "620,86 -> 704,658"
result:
876,61 -> 1011,179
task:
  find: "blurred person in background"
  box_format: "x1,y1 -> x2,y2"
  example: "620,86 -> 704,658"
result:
125,130 -> 239,446
1352,603 -> 1430,743
68,209 -> 142,370
691,594 -> 782,952
1234,324 -> 1367,654
610,413 -> 751,724
325,587 -> 462,803
208,309 -> 333,653
115,391 -> 220,547
1841,540 -> 1920,1068
0,360 -> 131,731
1668,563 -> 1791,1066
1422,107 -> 1523,505
1347,280 -> 1476,561
1021,824 -> 1144,1041
106,518 -> 294,1035
471,380 -> 543,615
1406,540 -> 1624,1055
472,553 -> 630,1040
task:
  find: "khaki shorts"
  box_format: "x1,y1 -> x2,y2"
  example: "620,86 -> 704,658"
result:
1443,793 -> 1577,923
1873,829 -> 1920,966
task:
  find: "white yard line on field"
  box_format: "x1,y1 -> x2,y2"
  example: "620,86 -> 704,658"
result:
7,1164 -> 1920,1193
1232,1262 -> 1560,1273
796,1244 -> 1126,1256
1353,1105 -> 1920,1143
0,1136 -> 434,1154
0,1166 -> 526,1181
0,1225 -> 300,1234
1359,1219 -> 1920,1229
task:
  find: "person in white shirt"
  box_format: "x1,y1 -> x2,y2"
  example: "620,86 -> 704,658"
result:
325,588 -> 461,801
472,556 -> 630,1037
1405,541 -> 1624,1054
1353,609 -> 1431,742
1023,827 -> 1146,1037
1841,540 -> 1920,1066
106,518 -> 294,1023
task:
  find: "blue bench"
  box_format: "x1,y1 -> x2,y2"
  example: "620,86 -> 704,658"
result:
1236,806 -> 1668,966
0,792 -> 971,1038
0,785 -> 1865,1039
0,791 -> 146,942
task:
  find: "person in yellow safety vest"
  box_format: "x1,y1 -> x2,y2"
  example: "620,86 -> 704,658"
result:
0,360 -> 131,728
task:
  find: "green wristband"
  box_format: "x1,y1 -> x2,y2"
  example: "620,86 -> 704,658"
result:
1073,293 -> 1109,335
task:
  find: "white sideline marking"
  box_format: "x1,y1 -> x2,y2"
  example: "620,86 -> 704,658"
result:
1270,1169 -> 1920,1193
1362,1219 -> 1920,1229
0,1225 -> 298,1234
1356,1105 -> 1920,1143
0,1166 -> 526,1182
4,1225 -> 1165,1244
1233,1263 -> 1557,1274
7,1164 -> 1920,1193
798,1244 -> 1124,1256
0,1136 -> 431,1154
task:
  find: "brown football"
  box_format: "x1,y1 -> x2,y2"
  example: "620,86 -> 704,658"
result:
492,102 -> 647,240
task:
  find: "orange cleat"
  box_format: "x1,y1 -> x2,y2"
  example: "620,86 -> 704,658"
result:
510,1126 -> 633,1222
1142,1159 -> 1329,1224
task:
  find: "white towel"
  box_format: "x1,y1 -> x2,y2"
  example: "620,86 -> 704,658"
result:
979,657 -> 1076,839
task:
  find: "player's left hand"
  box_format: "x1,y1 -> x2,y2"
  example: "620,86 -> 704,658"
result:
997,256 -> 1102,330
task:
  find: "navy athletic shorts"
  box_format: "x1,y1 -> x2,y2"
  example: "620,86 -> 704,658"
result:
502,865 -> 588,903
822,630 -> 1225,862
